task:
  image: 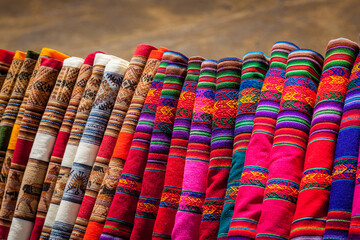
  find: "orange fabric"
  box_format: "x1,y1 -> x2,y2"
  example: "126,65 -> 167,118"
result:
13,51 -> 26,61
40,48 -> 69,61
112,132 -> 134,160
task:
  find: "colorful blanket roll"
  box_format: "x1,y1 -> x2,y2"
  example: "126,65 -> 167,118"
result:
0,49 -> 15,89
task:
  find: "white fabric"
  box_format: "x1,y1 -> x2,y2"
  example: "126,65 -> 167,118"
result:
8,218 -> 34,240
63,57 -> 84,68
29,133 -> 56,162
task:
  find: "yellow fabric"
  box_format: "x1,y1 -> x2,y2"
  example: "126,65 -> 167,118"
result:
7,124 -> 20,150
14,51 -> 26,61
40,48 -> 69,61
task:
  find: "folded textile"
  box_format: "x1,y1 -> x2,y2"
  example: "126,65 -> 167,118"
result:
152,56 -> 204,239
99,58 -> 168,240
323,51 -> 360,239
218,52 -> 269,239
290,38 -> 359,240
0,58 -> 63,239
0,49 -> 15,89
227,41 -> 299,240
40,52 -> 108,239
130,51 -> 188,240
0,51 -> 39,192
199,57 -> 242,240
84,48 -> 165,240
0,48 -> 68,210
72,44 -> 156,240
49,56 -> 128,240
8,57 -> 84,240
0,51 -> 28,172
256,49 -> 324,239
172,59 -> 218,240
30,52 -> 102,240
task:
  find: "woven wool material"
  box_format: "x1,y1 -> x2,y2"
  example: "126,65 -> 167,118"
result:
49,56 -> 128,240
349,56 -> 360,239
152,56 -> 204,240
99,59 -> 168,240
218,52 -> 269,239
84,48 -> 165,240
323,54 -> 360,239
255,49 -> 324,240
30,52 -> 102,240
8,57 -> 84,240
0,48 -> 68,211
129,51 -> 188,240
70,45 -> 156,240
39,52 -> 107,240
0,49 -> 15,90
199,58 -> 242,240
171,60 -> 217,240
0,51 -> 39,197
0,58 -> 63,240
69,58 -> 130,240
0,51 -> 29,173
227,42 -> 299,240
289,39 -> 359,240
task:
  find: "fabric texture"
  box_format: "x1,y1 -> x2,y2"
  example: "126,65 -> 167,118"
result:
99,58 -> 168,240
0,58 -> 63,239
84,48 -> 165,240
72,44 -> 156,240
227,41 -> 299,240
49,56 -> 128,240
30,51 -> 102,240
290,38 -> 359,240
152,56 -> 204,239
171,59 -> 218,240
129,51 -> 188,240
0,49 -> 15,90
323,50 -> 360,239
199,58 -> 242,240
255,49 -> 324,240
218,52 -> 269,239
8,57 -> 84,240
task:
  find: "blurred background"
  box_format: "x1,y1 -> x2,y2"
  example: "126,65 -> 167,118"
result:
1,0 -> 360,60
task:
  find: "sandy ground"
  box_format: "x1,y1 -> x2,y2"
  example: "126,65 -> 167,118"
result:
1,0 -> 360,60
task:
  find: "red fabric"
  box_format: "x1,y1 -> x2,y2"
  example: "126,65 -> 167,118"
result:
51,131 -> 70,157
40,58 -> 63,70
83,51 -> 105,65
11,138 -> 33,165
134,44 -> 157,57
0,49 -> 15,65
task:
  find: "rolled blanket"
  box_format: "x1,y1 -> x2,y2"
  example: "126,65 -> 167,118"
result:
99,58 -> 168,240
172,59 -> 217,240
8,56 -> 84,240
130,51 -> 188,240
152,56 -> 205,239
218,52 -> 269,239
227,41 -> 299,240
291,38 -> 359,240
0,49 -> 15,89
256,49 -> 324,240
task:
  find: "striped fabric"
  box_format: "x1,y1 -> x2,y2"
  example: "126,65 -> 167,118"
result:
172,59 -> 218,240
0,49 -> 15,89
0,51 -> 26,121
290,38 -> 359,240
73,45 -> 156,240
49,57 -> 128,240
152,56 -> 204,239
99,58 -> 168,240
256,49 -> 324,240
0,58 -> 64,239
218,52 -> 269,239
39,53 -> 112,239
68,58 -> 130,239
30,52 -> 102,240
350,55 -> 360,239
8,57 -> 84,240
0,51 -> 33,175
84,48 -> 165,240
227,41 -> 299,240
130,51 -> 188,240
199,58 -> 242,240
324,52 -> 360,239
0,48 -> 68,210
